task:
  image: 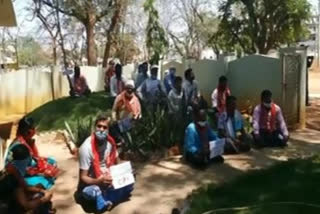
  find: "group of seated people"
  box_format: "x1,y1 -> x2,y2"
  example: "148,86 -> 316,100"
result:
0,62 -> 290,213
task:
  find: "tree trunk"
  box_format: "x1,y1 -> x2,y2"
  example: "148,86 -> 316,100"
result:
85,14 -> 97,66
102,0 -> 123,67
52,38 -> 57,65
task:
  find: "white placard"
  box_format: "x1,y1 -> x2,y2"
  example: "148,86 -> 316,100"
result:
110,161 -> 135,189
209,139 -> 225,159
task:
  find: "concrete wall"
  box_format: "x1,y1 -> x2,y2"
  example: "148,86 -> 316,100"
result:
191,59 -> 226,102
0,66 -> 106,118
227,55 -> 282,111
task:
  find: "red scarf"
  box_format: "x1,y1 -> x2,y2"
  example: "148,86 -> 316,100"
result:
91,133 -> 117,178
15,136 -> 59,178
217,86 -> 231,113
259,103 -> 276,133
17,136 -> 39,158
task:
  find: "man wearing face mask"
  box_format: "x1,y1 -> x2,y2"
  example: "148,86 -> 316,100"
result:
253,90 -> 289,148
0,144 -> 55,214
110,80 -> 141,143
218,96 -> 251,154
184,106 -> 224,168
5,117 -> 58,190
137,65 -> 166,108
164,67 -> 177,94
75,114 -> 133,213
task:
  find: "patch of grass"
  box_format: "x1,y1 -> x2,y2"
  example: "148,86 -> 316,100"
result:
187,156 -> 320,214
27,92 -> 113,131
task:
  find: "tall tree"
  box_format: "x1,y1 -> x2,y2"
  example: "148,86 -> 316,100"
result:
144,0 -> 168,65
219,0 -> 311,54
41,0 -> 114,65
31,0 -> 60,65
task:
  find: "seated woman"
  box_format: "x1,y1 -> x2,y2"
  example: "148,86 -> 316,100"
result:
253,90 -> 289,148
0,144 -> 55,214
74,114 -> 133,213
218,96 -> 251,154
5,117 -> 58,190
184,106 -> 225,168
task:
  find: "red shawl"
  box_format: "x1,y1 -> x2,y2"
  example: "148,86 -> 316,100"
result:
259,103 -> 276,133
15,136 -> 59,178
91,133 -> 117,178
217,86 -> 231,113
17,136 -> 39,158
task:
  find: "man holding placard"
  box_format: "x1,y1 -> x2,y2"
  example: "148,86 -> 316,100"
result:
184,106 -> 225,168
74,114 -> 134,213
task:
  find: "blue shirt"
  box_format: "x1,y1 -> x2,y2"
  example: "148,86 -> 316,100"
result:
184,122 -> 217,154
164,74 -> 175,94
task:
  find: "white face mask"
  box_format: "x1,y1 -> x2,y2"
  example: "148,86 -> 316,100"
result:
197,121 -> 207,127
263,102 -> 272,109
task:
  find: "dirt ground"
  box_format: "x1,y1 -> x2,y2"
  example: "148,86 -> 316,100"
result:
4,71 -> 320,214
36,127 -> 320,213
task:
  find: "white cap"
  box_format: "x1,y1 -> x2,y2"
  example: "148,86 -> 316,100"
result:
125,79 -> 135,88
151,65 -> 159,70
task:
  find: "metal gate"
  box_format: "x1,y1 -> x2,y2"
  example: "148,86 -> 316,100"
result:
281,53 -> 301,128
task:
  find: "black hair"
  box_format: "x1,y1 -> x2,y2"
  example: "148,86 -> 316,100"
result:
74,66 -> 80,73
95,114 -> 109,126
11,144 -> 30,160
226,96 -> 237,106
184,68 -> 193,79
115,64 -> 122,79
17,117 -> 34,136
174,76 -> 183,84
219,75 -> 228,83
261,90 -> 272,100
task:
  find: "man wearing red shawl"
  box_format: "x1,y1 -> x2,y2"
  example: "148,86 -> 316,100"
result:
253,90 -> 289,148
211,76 -> 231,114
75,114 -> 133,213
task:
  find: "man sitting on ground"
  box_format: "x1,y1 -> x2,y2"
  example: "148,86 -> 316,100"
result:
75,114 -> 133,213
0,144 -> 54,214
71,66 -> 91,97
184,106 -> 224,168
218,96 -> 251,154
110,80 -> 141,144
253,90 -> 289,148
211,76 -> 231,114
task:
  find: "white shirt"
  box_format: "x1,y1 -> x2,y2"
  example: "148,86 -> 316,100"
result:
110,75 -> 126,97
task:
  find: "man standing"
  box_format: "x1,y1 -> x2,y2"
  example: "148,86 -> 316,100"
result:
182,68 -> 199,119
253,90 -> 289,148
164,67 -> 176,94
105,60 -> 115,91
138,65 -> 166,108
211,76 -> 231,114
135,62 -> 149,88
168,76 -> 184,116
110,64 -> 126,98
218,96 -> 251,153
75,114 -> 133,213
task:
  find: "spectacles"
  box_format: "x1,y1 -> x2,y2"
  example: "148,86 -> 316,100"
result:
96,124 -> 108,130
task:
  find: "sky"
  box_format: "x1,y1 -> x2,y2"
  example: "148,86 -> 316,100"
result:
12,0 -> 320,37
